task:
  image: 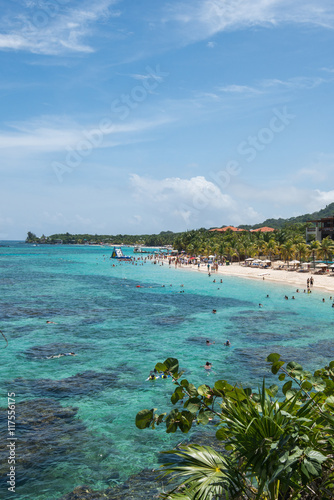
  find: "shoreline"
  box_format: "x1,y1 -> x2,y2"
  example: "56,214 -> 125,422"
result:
161,258 -> 334,294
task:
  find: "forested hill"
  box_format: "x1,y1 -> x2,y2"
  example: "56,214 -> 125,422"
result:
26,203 -> 334,244
239,202 -> 334,230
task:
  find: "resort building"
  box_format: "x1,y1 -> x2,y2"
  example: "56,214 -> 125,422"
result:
306,216 -> 334,242
209,226 -> 245,232
250,226 -> 275,233
209,226 -> 275,233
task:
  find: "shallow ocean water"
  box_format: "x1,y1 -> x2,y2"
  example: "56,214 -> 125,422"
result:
0,242 -> 334,499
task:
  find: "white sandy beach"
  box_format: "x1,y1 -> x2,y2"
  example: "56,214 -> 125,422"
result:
162,258 -> 334,294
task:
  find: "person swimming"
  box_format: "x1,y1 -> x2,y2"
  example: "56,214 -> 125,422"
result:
206,340 -> 215,345
47,352 -> 76,359
202,361 -> 212,370
224,340 -> 231,346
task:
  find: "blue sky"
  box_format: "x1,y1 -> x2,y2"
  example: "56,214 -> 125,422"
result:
1,0 -> 334,239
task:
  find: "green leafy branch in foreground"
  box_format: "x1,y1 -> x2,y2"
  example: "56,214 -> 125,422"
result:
136,355 -> 334,499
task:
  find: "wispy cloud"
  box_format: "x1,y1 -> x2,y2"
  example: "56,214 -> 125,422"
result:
0,0 -> 119,55
167,0 -> 334,42
0,115 -> 172,153
219,84 -> 262,94
218,76 -> 326,95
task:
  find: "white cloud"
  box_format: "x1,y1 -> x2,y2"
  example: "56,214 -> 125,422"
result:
0,1 -> 118,55
0,115 -> 171,154
167,0 -> 334,42
130,174 -> 235,209
218,77 -> 326,95
207,41 -> 216,48
219,84 -> 262,94
311,189 -> 334,208
129,174 -> 238,227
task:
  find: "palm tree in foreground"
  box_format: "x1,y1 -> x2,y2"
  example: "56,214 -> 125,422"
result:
318,236 -> 334,264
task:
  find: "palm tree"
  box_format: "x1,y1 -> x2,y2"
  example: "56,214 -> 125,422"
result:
263,238 -> 278,263
308,240 -> 321,268
294,242 -> 308,263
279,240 -> 295,264
318,236 -> 334,264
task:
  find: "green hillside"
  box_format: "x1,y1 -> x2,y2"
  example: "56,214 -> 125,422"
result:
239,202 -> 334,230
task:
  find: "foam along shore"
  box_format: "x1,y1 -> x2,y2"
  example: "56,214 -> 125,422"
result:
162,258 -> 334,294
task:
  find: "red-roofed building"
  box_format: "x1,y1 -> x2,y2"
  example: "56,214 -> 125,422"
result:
250,226 -> 275,233
209,226 -> 246,232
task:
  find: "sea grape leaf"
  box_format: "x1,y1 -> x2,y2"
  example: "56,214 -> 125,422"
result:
266,353 -> 281,363
136,409 -> 155,429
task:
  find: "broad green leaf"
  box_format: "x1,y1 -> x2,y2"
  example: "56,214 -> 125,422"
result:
164,357 -> 179,374
197,384 -> 210,396
166,422 -> 178,433
271,361 -> 285,374
197,409 -> 210,425
165,409 -> 179,433
187,383 -> 198,397
301,463 -> 310,479
303,459 -> 321,476
178,410 -> 194,433
184,397 -> 201,413
305,450 -> 327,463
309,376 -> 326,391
171,387 -> 184,404
278,373 -> 286,381
216,428 -> 227,440
155,362 -> 167,372
282,381 -> 292,395
266,353 -> 281,363
135,409 -> 155,429
214,380 -> 233,393
267,384 -> 279,397
301,380 -> 313,391
286,388 -> 298,400
286,361 -> 303,374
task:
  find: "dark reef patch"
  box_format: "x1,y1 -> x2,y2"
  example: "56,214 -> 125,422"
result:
0,399 -> 85,488
12,370 -> 120,398
152,315 -> 187,326
58,428 -> 227,500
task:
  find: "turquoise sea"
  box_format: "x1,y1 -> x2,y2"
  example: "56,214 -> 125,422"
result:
1,242 -> 334,499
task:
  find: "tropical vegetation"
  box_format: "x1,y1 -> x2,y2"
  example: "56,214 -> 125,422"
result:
136,355 -> 334,499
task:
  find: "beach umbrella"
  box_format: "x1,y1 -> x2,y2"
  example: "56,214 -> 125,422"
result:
290,260 -> 300,264
209,255 -> 215,259
245,257 -> 254,261
330,264 -> 334,268
316,263 -> 328,268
